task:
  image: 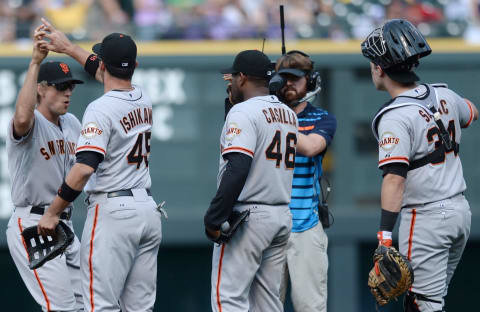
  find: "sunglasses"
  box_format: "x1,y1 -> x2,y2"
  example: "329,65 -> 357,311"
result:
48,82 -> 76,92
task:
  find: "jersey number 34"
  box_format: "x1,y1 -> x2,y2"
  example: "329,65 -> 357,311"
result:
266,131 -> 297,170
128,131 -> 151,169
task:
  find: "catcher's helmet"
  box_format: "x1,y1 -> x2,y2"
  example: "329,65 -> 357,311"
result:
361,19 -> 431,71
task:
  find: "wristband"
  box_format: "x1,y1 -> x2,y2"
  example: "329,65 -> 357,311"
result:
84,54 -> 100,78
58,181 -> 82,202
380,209 -> 399,232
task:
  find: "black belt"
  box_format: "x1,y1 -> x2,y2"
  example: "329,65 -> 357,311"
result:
30,206 -> 71,220
107,189 -> 151,198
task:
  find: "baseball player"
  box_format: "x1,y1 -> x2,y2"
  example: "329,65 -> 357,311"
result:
362,19 -> 479,311
5,26 -> 84,312
36,20 -> 162,312
274,51 -> 336,312
204,50 -> 298,312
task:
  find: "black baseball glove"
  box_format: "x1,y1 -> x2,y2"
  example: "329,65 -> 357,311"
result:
21,221 -> 75,270
368,245 -> 414,306
206,209 -> 250,244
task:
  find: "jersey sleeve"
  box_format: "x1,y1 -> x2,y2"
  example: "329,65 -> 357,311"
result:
311,113 -> 336,146
221,111 -> 256,158
377,117 -> 411,168
76,109 -> 111,157
7,115 -> 36,145
457,96 -> 475,128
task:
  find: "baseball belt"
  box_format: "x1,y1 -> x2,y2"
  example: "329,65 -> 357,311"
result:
30,205 -> 71,220
86,189 -> 152,205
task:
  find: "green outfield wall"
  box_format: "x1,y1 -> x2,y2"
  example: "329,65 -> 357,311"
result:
0,49 -> 479,311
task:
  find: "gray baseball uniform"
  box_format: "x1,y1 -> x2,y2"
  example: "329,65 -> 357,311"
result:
211,95 -> 298,312
76,85 -> 162,312
6,110 -> 83,311
372,83 -> 475,310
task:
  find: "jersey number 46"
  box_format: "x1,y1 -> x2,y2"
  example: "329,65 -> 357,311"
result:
265,131 -> 297,170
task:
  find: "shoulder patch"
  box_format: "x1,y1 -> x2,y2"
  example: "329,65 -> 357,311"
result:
225,122 -> 242,141
379,131 -> 400,151
81,122 -> 103,139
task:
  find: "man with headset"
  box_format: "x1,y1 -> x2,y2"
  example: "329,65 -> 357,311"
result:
275,50 -> 336,312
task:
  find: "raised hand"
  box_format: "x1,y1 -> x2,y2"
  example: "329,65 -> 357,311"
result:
36,17 -> 73,54
32,25 -> 49,64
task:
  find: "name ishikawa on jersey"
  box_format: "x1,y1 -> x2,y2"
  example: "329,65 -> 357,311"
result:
374,84 -> 474,206
76,86 -> 153,193
218,95 -> 299,205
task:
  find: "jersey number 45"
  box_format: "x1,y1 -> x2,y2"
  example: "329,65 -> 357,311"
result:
128,131 -> 152,169
266,131 -> 297,170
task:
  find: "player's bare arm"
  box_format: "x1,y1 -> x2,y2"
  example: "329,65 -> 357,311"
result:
13,27 -> 49,137
296,132 -> 327,157
380,173 -> 405,214
37,163 -> 94,236
38,18 -> 104,83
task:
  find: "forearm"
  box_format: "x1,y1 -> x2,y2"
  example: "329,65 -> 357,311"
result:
13,61 -> 40,134
64,43 -> 91,68
46,163 -> 94,216
296,133 -> 327,157
381,173 -> 405,213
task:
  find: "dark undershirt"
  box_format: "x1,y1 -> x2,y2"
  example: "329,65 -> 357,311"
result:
76,151 -> 104,171
204,152 -> 252,230
382,162 -> 408,178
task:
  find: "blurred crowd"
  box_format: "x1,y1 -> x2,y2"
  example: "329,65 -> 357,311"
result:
1,0 -> 480,43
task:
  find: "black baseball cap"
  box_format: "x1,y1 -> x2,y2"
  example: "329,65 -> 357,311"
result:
37,61 -> 84,84
221,50 -> 273,78
92,33 -> 137,69
277,68 -> 307,77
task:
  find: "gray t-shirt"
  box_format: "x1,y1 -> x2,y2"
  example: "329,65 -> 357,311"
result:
374,84 -> 474,206
218,95 -> 298,205
7,110 -> 81,207
76,86 -> 153,194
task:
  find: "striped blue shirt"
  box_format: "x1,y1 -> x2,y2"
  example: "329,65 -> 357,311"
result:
290,103 -> 336,232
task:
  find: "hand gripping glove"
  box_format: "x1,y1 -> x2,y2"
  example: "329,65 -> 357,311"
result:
21,221 -> 75,270
368,245 -> 414,306
207,209 -> 250,244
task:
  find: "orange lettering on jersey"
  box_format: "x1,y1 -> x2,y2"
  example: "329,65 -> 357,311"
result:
57,139 -> 65,154
40,148 -> 50,160
419,109 -> 430,122
135,108 -> 143,124
440,99 -> 448,114
273,108 -> 281,123
287,110 -> 294,126
120,108 -> 152,134
122,117 -> 131,131
262,109 -> 272,123
281,108 -> 287,124
120,120 -> 128,134
143,108 -> 150,124
268,108 -> 278,122
68,142 -> 76,155
128,112 -> 136,128
81,123 -> 103,138
379,131 -> 400,151
48,141 -> 56,155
